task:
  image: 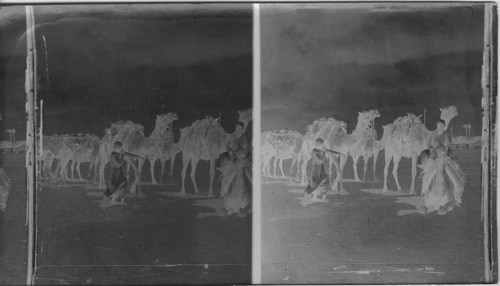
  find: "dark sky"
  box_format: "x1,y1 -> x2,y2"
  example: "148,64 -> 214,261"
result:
0,4 -> 252,140
261,3 -> 486,137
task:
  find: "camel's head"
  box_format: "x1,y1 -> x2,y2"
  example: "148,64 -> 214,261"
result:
158,113 -> 179,123
156,113 -> 179,126
439,106 -> 458,126
358,110 -> 380,128
238,108 -> 253,125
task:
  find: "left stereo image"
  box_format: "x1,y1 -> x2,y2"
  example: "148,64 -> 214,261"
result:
0,4 -> 253,285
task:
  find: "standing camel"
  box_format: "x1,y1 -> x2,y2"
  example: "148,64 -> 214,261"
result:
41,134 -> 71,179
180,116 -> 231,197
261,131 -> 277,181
382,106 -> 458,193
328,110 -> 381,193
299,110 -> 380,194
158,127 -> 190,184
70,134 -> 101,181
139,113 -> 178,184
361,123 -> 393,182
265,129 -> 303,179
298,117 -> 347,190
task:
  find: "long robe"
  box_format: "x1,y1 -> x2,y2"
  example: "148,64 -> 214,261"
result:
100,151 -> 128,209
420,131 -> 465,214
219,134 -> 252,216
219,157 -> 252,216
300,148 -> 329,207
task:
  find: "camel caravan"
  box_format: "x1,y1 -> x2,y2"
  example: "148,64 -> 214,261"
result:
38,109 -> 253,200
261,106 -> 465,202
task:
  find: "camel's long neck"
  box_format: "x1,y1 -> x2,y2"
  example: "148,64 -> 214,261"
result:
377,128 -> 391,145
150,123 -> 166,140
353,120 -> 368,135
173,133 -> 188,153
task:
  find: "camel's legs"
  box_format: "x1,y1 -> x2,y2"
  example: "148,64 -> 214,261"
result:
190,157 -> 200,195
71,160 -> 76,181
209,158 -> 215,197
410,154 -> 417,194
331,155 -> 347,194
265,157 -> 272,178
278,158 -> 286,178
137,157 -> 146,181
300,159 -> 308,186
76,162 -> 83,181
351,153 -> 362,182
362,155 -> 369,182
180,154 -> 190,195
291,156 -> 298,178
98,158 -> 107,189
88,160 -> 95,180
273,156 -> 278,179
170,154 -> 176,182
149,156 -> 158,185
392,154 -> 402,192
160,159 -> 166,184
334,156 -> 347,195
373,151 -> 379,182
383,149 -> 392,192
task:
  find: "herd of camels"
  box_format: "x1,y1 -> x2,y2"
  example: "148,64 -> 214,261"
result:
39,105 -> 460,197
40,109 -> 253,197
261,106 -> 459,194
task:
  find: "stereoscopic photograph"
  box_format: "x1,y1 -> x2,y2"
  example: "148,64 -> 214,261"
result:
0,3 -> 253,285
260,2 -> 496,284
0,1 -> 497,286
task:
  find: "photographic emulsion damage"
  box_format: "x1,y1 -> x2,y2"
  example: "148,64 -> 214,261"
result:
0,1 -> 498,285
259,2 -> 497,284
0,3 -> 253,285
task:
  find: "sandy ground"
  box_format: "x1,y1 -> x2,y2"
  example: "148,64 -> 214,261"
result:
1,153 -> 251,285
262,149 -> 486,284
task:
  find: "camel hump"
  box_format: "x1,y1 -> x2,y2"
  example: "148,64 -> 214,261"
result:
391,114 -> 422,142
188,116 -> 220,145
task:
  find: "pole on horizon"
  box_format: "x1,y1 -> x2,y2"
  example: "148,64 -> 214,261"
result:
423,108 -> 426,125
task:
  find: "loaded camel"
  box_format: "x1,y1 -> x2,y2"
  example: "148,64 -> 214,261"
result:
382,106 -> 458,194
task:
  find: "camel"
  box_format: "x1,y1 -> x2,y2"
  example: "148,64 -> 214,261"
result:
382,106 -> 458,194
298,117 -> 347,189
41,134 -> 72,179
360,124 -> 393,182
95,113 -> 177,192
180,116 -> 232,197
139,113 -> 179,184
260,131 -> 277,181
157,127 -> 191,184
329,110 -> 381,192
260,129 -> 303,179
70,134 -> 101,181
53,138 -> 80,181
299,110 -> 381,194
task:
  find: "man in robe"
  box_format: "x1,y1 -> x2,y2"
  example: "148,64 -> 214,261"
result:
301,138 -> 344,206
